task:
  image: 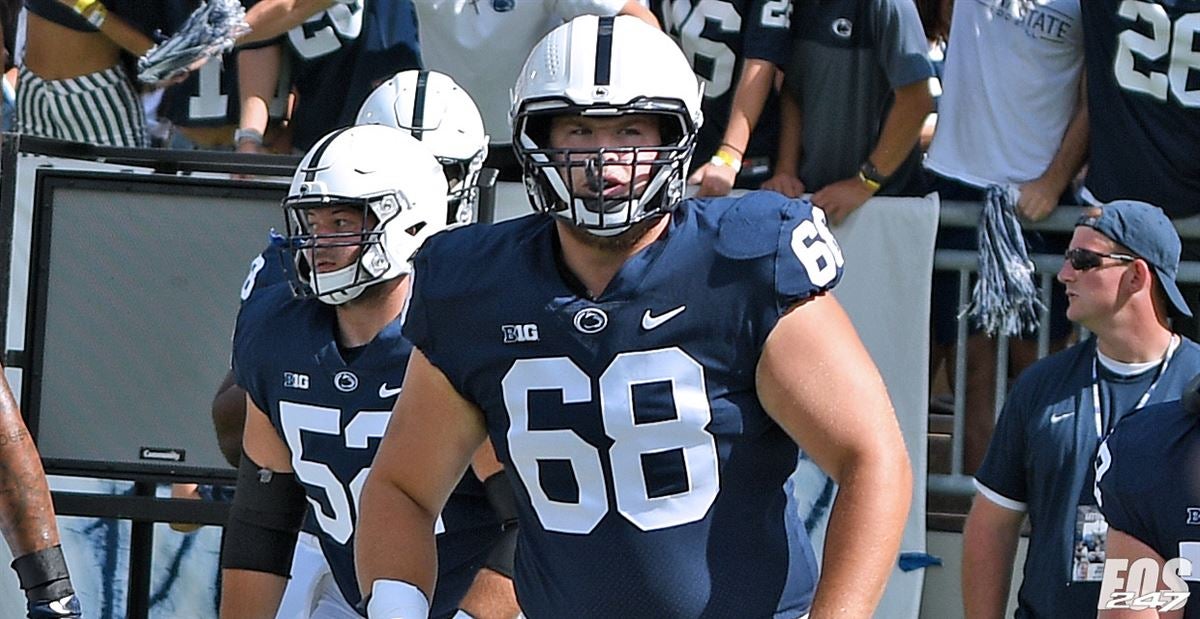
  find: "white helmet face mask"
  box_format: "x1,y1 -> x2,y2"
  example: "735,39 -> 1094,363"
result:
511,15 -> 703,237
284,125 -> 449,305
357,70 -> 489,225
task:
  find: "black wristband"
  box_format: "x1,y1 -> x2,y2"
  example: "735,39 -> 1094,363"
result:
483,471 -> 519,527
483,524 -> 518,579
859,159 -> 890,186
12,546 -> 74,602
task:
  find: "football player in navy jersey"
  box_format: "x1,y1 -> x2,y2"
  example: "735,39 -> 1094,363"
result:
220,125 -> 517,619
1095,381 -> 1200,617
356,15 -> 912,619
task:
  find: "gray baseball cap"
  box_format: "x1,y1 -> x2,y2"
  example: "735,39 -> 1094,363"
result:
1076,200 -> 1192,318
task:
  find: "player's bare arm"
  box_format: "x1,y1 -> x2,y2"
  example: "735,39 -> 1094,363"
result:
356,348 -> 489,615
219,396 -> 301,619
756,294 -> 912,617
0,369 -> 59,557
0,365 -> 80,617
211,370 -> 246,468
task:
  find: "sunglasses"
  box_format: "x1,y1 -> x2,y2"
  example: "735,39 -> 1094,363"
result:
1064,247 -> 1138,271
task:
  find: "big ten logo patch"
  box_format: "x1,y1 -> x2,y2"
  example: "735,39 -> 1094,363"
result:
503,324 -> 539,343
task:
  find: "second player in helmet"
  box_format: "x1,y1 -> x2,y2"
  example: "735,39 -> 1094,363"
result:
221,125 -> 516,619
357,70 -> 488,226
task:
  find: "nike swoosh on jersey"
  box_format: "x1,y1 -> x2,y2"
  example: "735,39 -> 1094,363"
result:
378,383 -> 403,399
1050,411 -> 1074,423
641,305 -> 686,330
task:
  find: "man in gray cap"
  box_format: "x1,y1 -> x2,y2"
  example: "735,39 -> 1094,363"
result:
962,200 -> 1200,617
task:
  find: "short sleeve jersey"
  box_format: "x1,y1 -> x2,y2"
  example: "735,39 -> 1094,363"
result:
1096,399 -> 1200,618
976,336 -> 1200,617
232,284 -> 499,612
404,191 -> 846,618
1080,0 -> 1200,218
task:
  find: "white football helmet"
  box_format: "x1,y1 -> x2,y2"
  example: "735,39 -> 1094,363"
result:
283,125 -> 448,305
356,70 -> 489,224
511,15 -> 703,236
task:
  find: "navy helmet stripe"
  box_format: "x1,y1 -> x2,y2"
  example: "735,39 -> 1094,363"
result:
594,16 -> 615,86
303,126 -> 353,182
412,70 -> 429,141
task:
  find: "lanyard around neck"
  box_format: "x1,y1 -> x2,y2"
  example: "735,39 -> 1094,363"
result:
1091,335 -> 1178,438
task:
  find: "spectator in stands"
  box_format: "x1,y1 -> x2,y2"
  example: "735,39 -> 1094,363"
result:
16,0 -> 164,147
235,0 -> 422,154
1094,379 -> 1200,612
655,0 -> 790,197
154,0 -> 291,152
913,0 -> 949,153
0,362 -> 82,618
924,0 -> 1088,474
413,0 -> 658,180
1079,0 -> 1200,334
963,201 -> 1200,617
761,0 -> 933,225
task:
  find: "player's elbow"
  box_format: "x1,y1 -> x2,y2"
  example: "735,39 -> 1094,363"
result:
832,426 -> 913,507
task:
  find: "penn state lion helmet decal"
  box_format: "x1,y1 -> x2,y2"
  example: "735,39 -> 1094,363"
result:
511,15 -> 704,236
283,125 -> 448,305
357,70 -> 489,224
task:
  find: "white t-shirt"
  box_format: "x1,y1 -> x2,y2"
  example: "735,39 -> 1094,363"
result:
414,0 -> 627,144
925,0 -> 1083,188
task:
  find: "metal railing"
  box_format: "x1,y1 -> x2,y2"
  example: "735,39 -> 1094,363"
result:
928,201 -> 1200,497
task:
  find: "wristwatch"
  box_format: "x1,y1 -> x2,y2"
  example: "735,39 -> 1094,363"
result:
858,160 -> 888,192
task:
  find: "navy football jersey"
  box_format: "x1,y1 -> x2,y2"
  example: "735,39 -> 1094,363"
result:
238,235 -> 292,303
243,0 -> 422,150
655,0 -> 790,167
1097,399 -> 1200,616
232,284 -> 499,613
1081,0 -> 1200,218
405,191 -> 845,618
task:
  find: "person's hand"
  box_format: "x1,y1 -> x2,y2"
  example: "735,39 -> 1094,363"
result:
811,176 -> 875,225
687,161 -> 736,197
1016,177 -> 1062,222
761,173 -> 806,198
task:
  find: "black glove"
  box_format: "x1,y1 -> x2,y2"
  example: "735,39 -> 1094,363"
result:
27,594 -> 82,619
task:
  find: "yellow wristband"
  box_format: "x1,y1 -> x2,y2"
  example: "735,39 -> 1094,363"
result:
72,0 -> 99,15
709,149 -> 742,174
858,170 -> 881,192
